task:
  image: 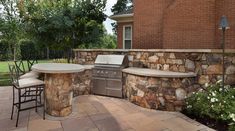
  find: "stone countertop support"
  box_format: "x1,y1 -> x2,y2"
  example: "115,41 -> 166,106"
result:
72,65 -> 93,97
122,73 -> 197,111
45,73 -> 73,117
32,63 -> 85,117
122,67 -> 197,111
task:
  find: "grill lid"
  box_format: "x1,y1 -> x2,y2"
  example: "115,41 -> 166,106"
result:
95,55 -> 127,66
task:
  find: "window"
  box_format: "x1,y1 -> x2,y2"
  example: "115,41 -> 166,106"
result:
123,25 -> 132,49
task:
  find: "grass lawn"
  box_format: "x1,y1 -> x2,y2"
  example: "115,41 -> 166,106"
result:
0,60 -> 52,86
0,60 -> 51,72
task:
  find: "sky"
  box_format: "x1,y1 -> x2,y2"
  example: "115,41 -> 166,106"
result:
103,0 -> 117,35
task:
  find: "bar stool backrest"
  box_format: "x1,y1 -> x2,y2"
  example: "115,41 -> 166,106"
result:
8,64 -> 19,87
27,59 -> 38,71
14,60 -> 26,74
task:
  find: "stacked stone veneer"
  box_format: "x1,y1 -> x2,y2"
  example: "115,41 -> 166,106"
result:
123,74 -> 196,111
73,49 -> 235,111
72,69 -> 92,97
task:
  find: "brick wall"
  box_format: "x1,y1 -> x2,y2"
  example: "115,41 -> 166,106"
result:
163,0 -> 216,49
117,22 -> 133,49
121,0 -> 235,49
133,0 -> 173,49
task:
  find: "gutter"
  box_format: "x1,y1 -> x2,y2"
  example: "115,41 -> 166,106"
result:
109,13 -> 134,20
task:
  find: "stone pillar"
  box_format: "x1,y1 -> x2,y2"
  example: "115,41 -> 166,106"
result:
44,73 -> 73,117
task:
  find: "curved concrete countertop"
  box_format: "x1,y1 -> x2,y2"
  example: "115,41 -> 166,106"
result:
32,63 -> 85,74
122,67 -> 197,78
82,65 -> 94,70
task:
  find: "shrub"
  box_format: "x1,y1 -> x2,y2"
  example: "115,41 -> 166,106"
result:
52,58 -> 68,63
185,81 -> 235,130
0,39 -> 10,61
19,39 -> 38,60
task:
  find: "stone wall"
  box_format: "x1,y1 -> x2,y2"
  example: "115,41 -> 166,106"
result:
72,69 -> 92,97
74,49 -> 235,86
73,49 -> 235,111
123,73 -> 197,111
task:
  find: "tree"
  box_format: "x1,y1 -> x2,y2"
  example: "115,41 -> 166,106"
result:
100,34 -> 117,49
111,0 -> 133,34
0,39 -> 10,60
78,33 -> 117,49
111,0 -> 133,15
0,0 -> 24,60
19,0 -> 107,62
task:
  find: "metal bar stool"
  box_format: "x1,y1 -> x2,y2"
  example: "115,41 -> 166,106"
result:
27,59 -> 38,71
14,60 -> 39,79
8,64 -> 45,127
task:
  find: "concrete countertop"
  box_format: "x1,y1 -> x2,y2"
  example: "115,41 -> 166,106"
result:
83,65 -> 94,70
122,67 -> 197,78
32,63 -> 85,74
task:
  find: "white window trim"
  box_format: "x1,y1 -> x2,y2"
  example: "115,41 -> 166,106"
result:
123,25 -> 132,49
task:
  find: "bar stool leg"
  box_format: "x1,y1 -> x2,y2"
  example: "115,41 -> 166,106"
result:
11,86 -> 15,120
39,88 -> 42,104
35,87 -> 38,112
16,89 -> 21,127
43,86 -> 45,120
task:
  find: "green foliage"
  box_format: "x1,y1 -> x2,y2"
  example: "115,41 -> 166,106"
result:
111,0 -> 133,15
0,0 -> 25,60
186,81 -> 235,130
19,39 -> 38,60
1,0 -> 114,61
79,33 -> 117,49
229,124 -> 235,131
19,0 -> 107,50
100,34 -> 117,49
52,58 -> 68,63
0,39 -> 10,60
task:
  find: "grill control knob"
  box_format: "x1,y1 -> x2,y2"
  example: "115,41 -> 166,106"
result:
113,72 -> 117,75
105,71 -> 108,74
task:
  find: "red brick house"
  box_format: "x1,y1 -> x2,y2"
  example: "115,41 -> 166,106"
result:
110,0 -> 235,49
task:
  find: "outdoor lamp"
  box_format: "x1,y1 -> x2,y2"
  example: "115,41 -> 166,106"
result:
219,15 -> 230,31
219,15 -> 229,88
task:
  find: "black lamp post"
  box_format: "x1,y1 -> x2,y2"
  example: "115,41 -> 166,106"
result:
219,15 -> 229,88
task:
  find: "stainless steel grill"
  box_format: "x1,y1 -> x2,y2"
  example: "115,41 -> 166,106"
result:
92,55 -> 128,98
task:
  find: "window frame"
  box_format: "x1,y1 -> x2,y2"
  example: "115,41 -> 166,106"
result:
123,25 -> 132,49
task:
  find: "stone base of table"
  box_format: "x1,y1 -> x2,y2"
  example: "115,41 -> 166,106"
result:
44,73 -> 73,117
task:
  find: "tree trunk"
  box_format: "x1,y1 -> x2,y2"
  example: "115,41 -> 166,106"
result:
46,47 -> 50,59
67,48 -> 71,63
13,45 -> 16,61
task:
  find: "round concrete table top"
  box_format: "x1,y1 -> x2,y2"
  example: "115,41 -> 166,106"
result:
32,63 -> 85,74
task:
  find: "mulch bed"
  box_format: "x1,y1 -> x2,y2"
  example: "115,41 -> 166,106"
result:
181,110 -> 229,131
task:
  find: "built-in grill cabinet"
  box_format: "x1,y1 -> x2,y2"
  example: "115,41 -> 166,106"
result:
92,55 -> 128,98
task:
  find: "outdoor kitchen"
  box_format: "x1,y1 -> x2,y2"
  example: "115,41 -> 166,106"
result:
72,49 -> 235,112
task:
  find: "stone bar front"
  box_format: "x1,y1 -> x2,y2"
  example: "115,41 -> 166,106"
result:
44,73 -> 73,117
122,68 -> 197,111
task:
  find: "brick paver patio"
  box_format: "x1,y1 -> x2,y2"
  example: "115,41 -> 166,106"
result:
0,86 -> 214,131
